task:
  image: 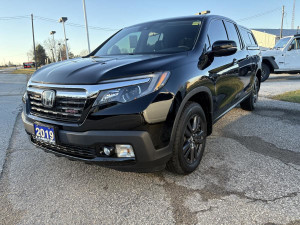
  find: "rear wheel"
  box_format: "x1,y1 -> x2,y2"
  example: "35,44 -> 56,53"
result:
166,102 -> 207,174
261,63 -> 271,82
240,76 -> 259,111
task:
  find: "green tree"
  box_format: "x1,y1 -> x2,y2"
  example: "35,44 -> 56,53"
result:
34,44 -> 47,66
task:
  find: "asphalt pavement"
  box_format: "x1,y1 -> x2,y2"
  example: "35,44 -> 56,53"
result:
0,72 -> 300,224
260,73 -> 300,97
0,73 -> 27,176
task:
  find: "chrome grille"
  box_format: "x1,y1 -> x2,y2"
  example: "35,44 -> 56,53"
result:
28,90 -> 87,122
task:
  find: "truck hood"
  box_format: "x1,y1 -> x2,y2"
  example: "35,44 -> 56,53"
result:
261,49 -> 283,57
30,54 -> 187,85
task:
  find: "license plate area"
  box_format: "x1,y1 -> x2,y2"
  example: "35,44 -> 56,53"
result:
34,123 -> 57,145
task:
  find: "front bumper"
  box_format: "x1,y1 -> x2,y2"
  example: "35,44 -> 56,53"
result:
22,112 -> 172,172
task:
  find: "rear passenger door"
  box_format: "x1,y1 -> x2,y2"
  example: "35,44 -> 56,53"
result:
239,28 -> 260,87
223,21 -> 254,98
207,19 -> 250,118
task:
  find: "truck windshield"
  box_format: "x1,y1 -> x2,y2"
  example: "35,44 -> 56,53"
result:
94,20 -> 201,56
273,37 -> 291,49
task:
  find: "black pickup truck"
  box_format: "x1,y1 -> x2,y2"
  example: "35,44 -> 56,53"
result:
22,14 -> 262,174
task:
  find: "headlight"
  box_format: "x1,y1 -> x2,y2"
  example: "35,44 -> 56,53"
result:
93,71 -> 170,106
22,91 -> 28,103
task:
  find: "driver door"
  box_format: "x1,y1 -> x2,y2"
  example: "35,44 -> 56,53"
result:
284,38 -> 300,70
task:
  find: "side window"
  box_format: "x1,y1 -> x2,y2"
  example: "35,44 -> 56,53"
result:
207,19 -> 228,48
291,38 -> 300,50
248,33 -> 258,46
289,39 -> 300,50
224,21 -> 241,50
289,39 -> 296,50
297,38 -> 300,49
240,29 -> 252,46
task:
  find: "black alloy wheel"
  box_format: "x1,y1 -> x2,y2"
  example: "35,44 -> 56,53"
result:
252,76 -> 259,106
183,115 -> 205,164
166,102 -> 207,174
240,76 -> 260,111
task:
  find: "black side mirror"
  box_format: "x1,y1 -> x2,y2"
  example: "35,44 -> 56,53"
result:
210,40 -> 237,57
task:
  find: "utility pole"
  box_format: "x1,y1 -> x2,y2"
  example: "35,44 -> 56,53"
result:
297,26 -> 300,34
292,0 -> 296,30
59,17 -> 69,60
50,31 -> 57,62
82,0 -> 91,53
31,14 -> 37,70
280,6 -> 285,39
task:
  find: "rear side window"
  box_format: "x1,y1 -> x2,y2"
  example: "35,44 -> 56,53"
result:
248,33 -> 258,46
207,20 -> 228,48
224,21 -> 242,50
240,29 -> 257,47
240,29 -> 252,46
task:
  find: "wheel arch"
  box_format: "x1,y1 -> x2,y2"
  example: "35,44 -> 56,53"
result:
256,69 -> 262,87
170,87 -> 214,145
262,57 -> 279,73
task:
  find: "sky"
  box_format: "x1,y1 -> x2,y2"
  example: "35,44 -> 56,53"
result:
0,0 -> 299,65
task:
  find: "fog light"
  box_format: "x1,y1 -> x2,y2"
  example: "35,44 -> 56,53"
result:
103,146 -> 114,156
116,145 -> 135,158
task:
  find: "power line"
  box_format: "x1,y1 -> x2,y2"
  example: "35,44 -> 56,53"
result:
34,16 -> 118,31
236,7 -> 282,22
0,15 -> 118,31
0,15 -> 30,20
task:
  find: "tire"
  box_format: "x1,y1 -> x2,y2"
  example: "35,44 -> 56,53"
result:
261,63 -> 271,82
240,76 -> 259,111
166,102 -> 207,174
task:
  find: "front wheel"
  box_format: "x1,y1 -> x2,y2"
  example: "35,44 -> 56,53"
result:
261,63 -> 271,82
166,102 -> 207,174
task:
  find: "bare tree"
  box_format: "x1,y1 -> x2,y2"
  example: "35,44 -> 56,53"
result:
44,38 -> 75,62
79,49 -> 89,57
44,37 -> 59,62
59,44 -> 74,60
27,52 -> 33,62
